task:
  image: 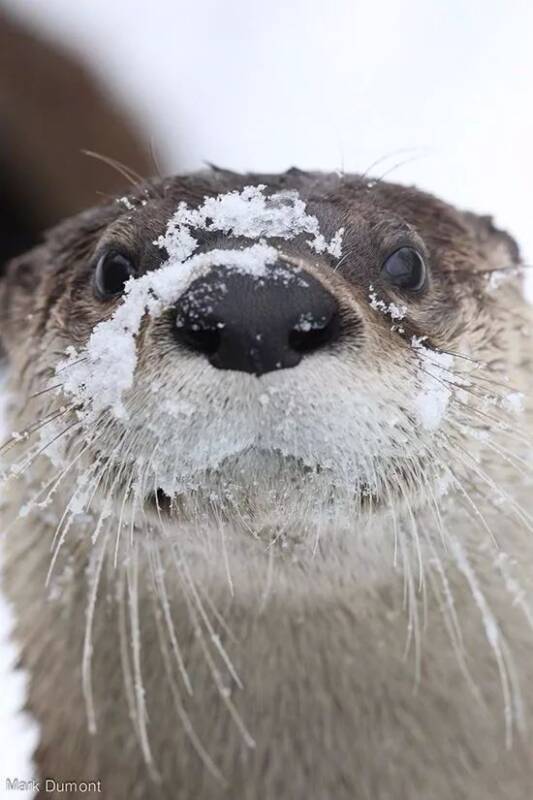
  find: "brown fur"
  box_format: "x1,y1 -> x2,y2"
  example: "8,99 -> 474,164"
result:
1,170 -> 533,799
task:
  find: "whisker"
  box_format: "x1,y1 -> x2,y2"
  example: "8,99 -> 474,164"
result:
28,382 -> 64,400
81,150 -> 147,189
146,544 -> 226,785
0,403 -> 74,458
448,535 -> 524,746
162,524 -> 255,749
126,542 -> 159,777
82,525 -> 111,735
151,542 -> 193,695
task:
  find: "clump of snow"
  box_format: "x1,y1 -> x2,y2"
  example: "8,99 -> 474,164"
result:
486,267 -> 522,292
157,184 -> 344,262
368,285 -> 407,321
411,336 -> 454,431
502,391 -> 525,414
487,271 -> 507,292
58,186 -> 343,418
117,196 -> 135,211
311,227 -> 344,259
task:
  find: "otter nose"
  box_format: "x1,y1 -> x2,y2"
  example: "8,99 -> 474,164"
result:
173,263 -> 340,376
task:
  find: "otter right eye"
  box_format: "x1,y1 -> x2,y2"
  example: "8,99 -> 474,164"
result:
381,247 -> 426,292
94,251 -> 135,298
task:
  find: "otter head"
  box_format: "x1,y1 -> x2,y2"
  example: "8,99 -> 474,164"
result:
0,169 -> 527,554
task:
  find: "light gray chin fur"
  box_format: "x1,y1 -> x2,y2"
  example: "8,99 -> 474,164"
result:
151,448 -> 368,522
88,348 -> 435,511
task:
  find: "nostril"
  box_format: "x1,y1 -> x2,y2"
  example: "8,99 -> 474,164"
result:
289,311 -> 341,355
174,319 -> 222,356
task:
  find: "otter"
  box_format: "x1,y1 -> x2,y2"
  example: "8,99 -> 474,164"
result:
1,168 -> 532,799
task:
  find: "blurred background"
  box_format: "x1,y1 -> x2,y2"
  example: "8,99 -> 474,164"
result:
0,1 -> 532,794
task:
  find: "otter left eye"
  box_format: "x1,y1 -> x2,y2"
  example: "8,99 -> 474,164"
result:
94,251 -> 135,299
381,247 -> 426,291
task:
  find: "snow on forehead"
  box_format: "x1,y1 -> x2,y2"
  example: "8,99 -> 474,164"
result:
158,184 -> 344,261
57,185 -> 344,419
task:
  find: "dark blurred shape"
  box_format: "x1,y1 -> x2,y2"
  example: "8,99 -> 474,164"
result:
0,8 -> 152,265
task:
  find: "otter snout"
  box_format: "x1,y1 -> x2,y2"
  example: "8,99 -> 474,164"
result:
173,263 -> 341,376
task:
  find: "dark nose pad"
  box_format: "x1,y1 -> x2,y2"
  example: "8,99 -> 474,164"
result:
173,262 -> 341,376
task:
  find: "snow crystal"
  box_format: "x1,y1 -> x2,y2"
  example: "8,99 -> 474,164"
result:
309,227 -> 345,259
293,311 -> 328,332
58,186 -> 344,418
411,336 -> 454,431
368,285 -> 407,320
486,267 -> 522,292
117,196 -> 135,211
502,391 -> 525,414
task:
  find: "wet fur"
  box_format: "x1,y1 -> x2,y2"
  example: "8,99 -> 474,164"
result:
1,169 -> 533,799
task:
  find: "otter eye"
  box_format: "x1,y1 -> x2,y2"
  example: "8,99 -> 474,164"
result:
94,251 -> 135,298
381,247 -> 426,291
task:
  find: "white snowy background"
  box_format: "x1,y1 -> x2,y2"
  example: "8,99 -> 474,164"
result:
1,0 -> 533,795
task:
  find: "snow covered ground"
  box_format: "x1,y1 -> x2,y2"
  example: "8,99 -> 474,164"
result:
1,0 -> 533,793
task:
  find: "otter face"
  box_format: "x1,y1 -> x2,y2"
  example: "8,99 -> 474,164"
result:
0,170 -> 524,544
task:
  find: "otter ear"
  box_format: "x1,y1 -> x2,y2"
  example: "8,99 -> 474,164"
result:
461,211 -> 521,272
